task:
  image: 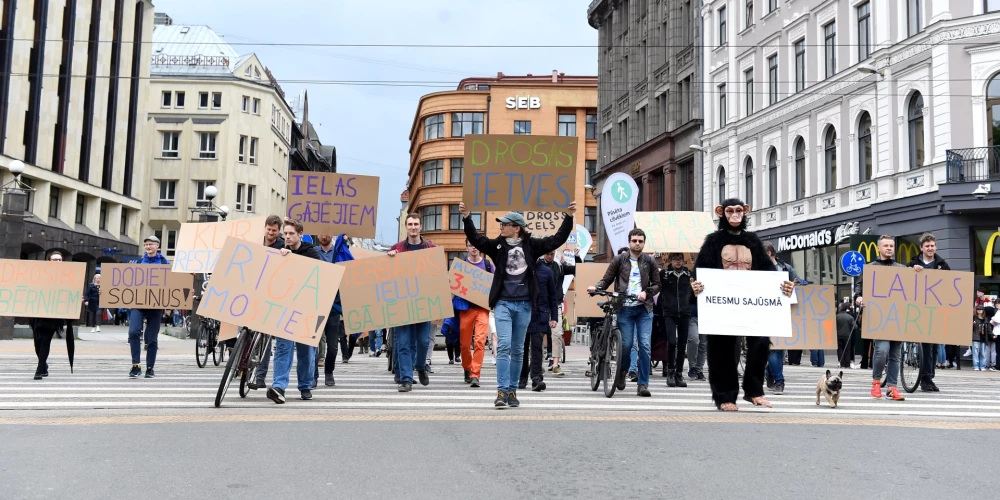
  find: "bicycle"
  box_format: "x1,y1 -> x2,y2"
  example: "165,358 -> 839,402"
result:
195,317 -> 225,368
214,327 -> 273,407
587,290 -> 638,398
878,341 -> 921,393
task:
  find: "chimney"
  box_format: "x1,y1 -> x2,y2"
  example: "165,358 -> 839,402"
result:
552,70 -> 558,82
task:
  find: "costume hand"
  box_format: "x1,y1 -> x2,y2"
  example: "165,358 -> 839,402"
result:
781,280 -> 794,297
279,248 -> 291,257
691,280 -> 704,296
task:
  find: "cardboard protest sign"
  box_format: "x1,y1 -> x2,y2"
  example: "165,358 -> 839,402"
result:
463,134 -> 577,213
350,247 -> 384,260
575,263 -> 610,318
217,322 -> 240,342
487,211 -> 569,237
173,216 -> 267,273
99,264 -> 194,310
340,247 -> 454,333
696,268 -> 793,337
449,258 -> 493,310
772,285 -> 837,349
196,237 -> 345,347
286,172 -> 379,238
861,266 -> 974,344
635,212 -> 716,254
0,260 -> 86,319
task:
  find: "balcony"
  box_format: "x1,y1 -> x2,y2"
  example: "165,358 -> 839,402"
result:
946,146 -> 1000,183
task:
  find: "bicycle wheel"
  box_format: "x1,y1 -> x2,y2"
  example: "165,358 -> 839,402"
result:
212,329 -> 223,367
603,328 -> 622,398
195,323 -> 209,368
900,342 -> 922,394
214,330 -> 247,408
590,357 -> 601,391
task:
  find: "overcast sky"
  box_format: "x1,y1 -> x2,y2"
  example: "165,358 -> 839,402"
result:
154,0 -> 599,243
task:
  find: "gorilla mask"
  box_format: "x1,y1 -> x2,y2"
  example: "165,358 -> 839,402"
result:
715,198 -> 750,232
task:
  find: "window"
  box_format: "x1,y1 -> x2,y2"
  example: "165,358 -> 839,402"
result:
175,91 -> 185,108
908,92 -> 925,170
21,177 -> 33,213
238,135 -> 247,162
768,148 -> 778,206
744,158 -> 754,206
824,127 -> 837,192
745,0 -> 753,29
249,137 -> 258,165
768,0 -> 777,13
447,252 -> 468,267
681,77 -> 692,122
49,186 -> 60,218
558,113 -> 577,136
161,91 -> 171,108
242,96 -> 249,112
158,181 -> 176,207
718,84 -> 727,127
99,201 -> 107,230
421,205 -> 442,231
424,114 -> 444,140
768,55 -> 778,104
161,132 -> 179,158
450,159 -> 463,184
451,112 -> 484,137
717,166 -> 727,204
236,183 -> 244,211
586,113 -> 597,139
75,195 -> 85,224
744,68 -> 754,116
907,0 -> 921,37
246,185 -> 256,213
211,92 -> 222,109
586,160 -> 597,185
585,206 -> 597,233
120,210 -> 128,235
199,132 -> 217,159
824,22 -> 836,78
683,0 -> 693,46
794,39 -> 806,93
514,120 -> 532,135
422,160 -> 444,186
858,2 -> 871,62
252,98 -> 260,115
638,106 -> 647,142
989,0 -> 1000,13
794,138 -> 806,200
858,112 -> 873,182
153,229 -> 177,257
718,6 -> 727,46
449,205 -> 463,230
198,92 -> 209,109
196,181 -> 215,208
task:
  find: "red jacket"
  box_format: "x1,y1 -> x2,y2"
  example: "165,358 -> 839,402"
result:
389,237 -> 435,253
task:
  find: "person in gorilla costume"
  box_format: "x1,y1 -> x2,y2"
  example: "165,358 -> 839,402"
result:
689,198 -> 795,411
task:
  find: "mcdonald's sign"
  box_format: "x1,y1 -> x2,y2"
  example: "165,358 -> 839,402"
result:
895,240 -> 920,265
985,232 -> 1000,276
850,235 -> 880,263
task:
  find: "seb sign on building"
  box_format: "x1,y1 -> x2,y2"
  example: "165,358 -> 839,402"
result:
505,96 -> 541,109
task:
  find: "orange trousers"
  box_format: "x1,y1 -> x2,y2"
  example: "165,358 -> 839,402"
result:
459,307 -> 489,379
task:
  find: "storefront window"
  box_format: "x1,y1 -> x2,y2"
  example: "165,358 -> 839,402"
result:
974,229 -> 1000,278
804,247 -> 821,285
895,233 -> 923,266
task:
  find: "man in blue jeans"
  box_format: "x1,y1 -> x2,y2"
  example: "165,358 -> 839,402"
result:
460,201 -> 576,407
589,228 -> 661,397
266,219 -> 321,404
387,213 -> 436,392
854,235 -> 906,401
128,236 -> 171,379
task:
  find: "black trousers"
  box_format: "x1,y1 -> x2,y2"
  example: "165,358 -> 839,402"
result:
707,335 -> 769,405
345,334 -> 357,361
787,350 -> 803,365
446,341 -> 460,361
945,345 -> 961,368
860,338 -> 874,369
663,315 -> 690,372
324,316 -> 344,375
33,327 -> 58,374
519,330 -> 544,385
85,310 -> 101,327
837,335 -> 854,368
920,343 -> 937,382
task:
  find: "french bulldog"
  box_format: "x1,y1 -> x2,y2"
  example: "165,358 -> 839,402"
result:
816,369 -> 843,408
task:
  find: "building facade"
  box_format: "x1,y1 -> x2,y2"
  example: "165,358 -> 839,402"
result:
701,0 -> 1000,299
288,90 -> 335,173
142,23 -> 295,257
587,0 -> 705,261
405,72 -> 599,264
0,0 -> 155,264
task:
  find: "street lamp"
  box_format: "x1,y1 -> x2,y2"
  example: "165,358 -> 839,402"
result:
191,184 -> 228,221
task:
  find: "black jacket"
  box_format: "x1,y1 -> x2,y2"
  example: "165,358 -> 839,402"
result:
595,252 -> 661,313
974,316 -> 993,343
693,229 -> 773,274
659,266 -> 693,317
528,264 -> 559,333
290,241 -> 321,260
836,311 -> 855,341
906,254 -> 951,271
266,236 -> 286,250
464,214 -> 574,309
85,284 -> 101,312
536,257 -> 576,303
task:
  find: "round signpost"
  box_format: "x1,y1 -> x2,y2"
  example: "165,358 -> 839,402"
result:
840,250 -> 865,277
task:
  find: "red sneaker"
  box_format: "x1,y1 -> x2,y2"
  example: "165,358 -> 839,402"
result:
871,380 -> 882,398
885,386 -> 905,401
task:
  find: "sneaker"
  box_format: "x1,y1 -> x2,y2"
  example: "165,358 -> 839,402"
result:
688,370 -> 697,379
772,381 -> 784,395
96,326 -> 101,332
674,372 -> 688,388
870,379 -> 882,399
885,386 -> 905,401
518,380 -> 528,390
393,371 -> 401,385
614,370 -> 627,390
249,380 -> 264,390
494,390 -> 508,407
300,390 -> 313,400
765,373 -> 774,389
398,382 -> 412,392
532,381 -> 546,392
628,371 -> 638,382
90,328 -> 96,333
129,365 -> 141,378
417,370 -> 429,386
325,373 -> 335,386
448,360 -> 455,365
696,372 -> 707,381
553,366 -> 564,377
637,384 -> 651,397
470,377 -> 480,388
145,368 -> 155,378
464,370 -> 472,384
267,387 -> 286,404
33,373 -> 43,380
507,391 -> 520,408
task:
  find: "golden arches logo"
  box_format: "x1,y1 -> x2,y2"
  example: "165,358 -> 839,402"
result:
856,241 -> 880,262
896,242 -> 919,265
986,232 -> 1000,276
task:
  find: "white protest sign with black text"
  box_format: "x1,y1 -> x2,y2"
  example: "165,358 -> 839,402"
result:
696,268 -> 793,338
600,172 -> 638,255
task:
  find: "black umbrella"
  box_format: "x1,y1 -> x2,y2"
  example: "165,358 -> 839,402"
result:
65,319 -> 75,374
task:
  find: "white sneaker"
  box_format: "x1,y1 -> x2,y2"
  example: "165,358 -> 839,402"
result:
964,349 -> 972,357
96,326 -> 101,332
491,356 -> 496,365
90,328 -> 95,333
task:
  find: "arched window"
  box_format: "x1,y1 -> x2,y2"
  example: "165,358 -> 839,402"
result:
768,148 -> 778,206
744,157 -> 754,207
987,73 -> 1000,150
718,166 -> 727,204
908,92 -> 924,170
794,138 -> 806,200
858,112 -> 872,182
824,127 -> 837,192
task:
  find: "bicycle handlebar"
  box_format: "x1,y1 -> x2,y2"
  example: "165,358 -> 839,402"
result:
587,289 -> 639,301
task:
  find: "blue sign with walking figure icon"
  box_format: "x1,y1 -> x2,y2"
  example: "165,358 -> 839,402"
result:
840,250 -> 865,277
